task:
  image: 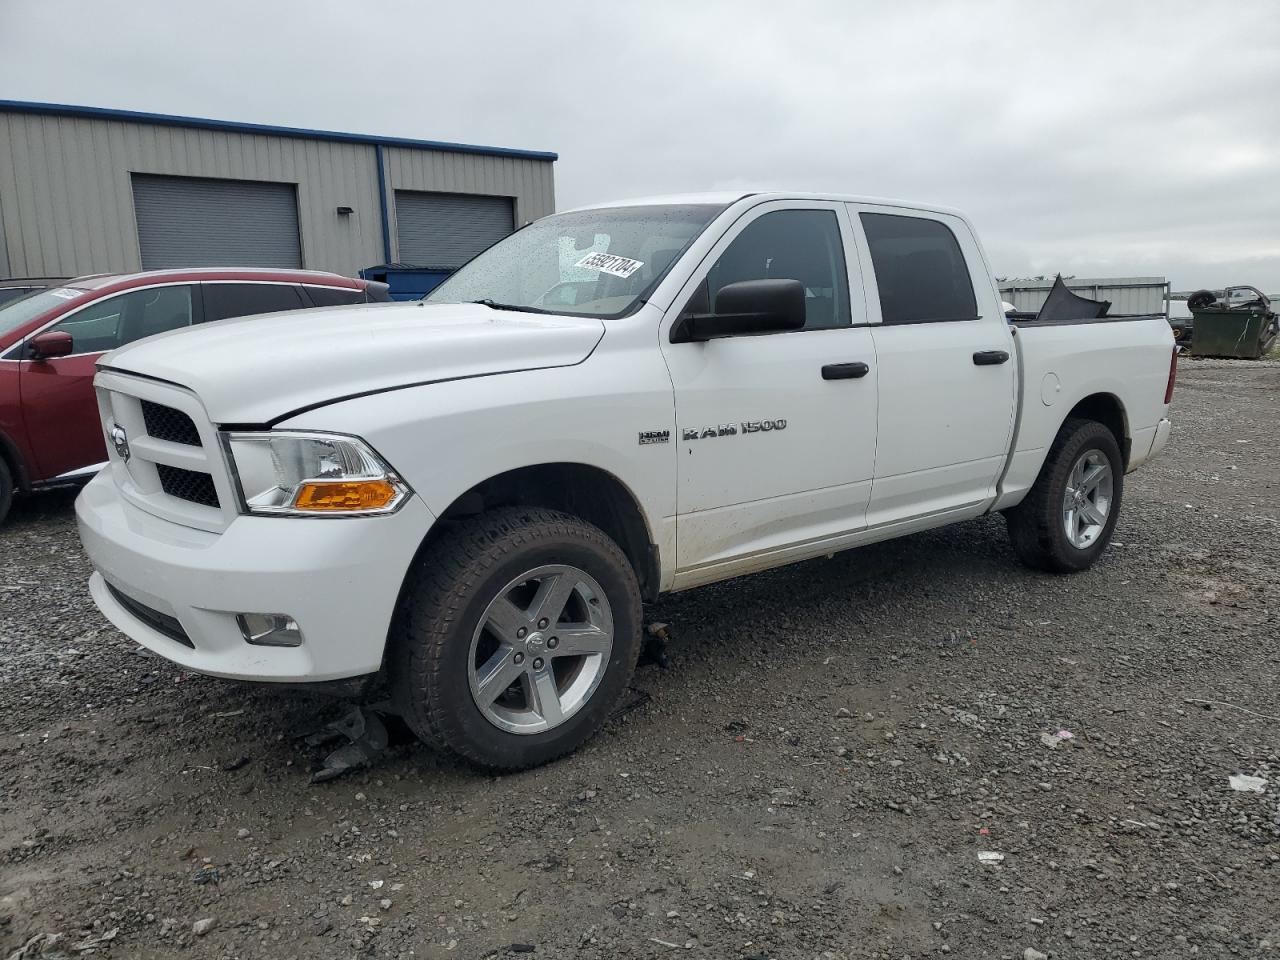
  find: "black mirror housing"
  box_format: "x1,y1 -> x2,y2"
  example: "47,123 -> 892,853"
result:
673,279 -> 806,342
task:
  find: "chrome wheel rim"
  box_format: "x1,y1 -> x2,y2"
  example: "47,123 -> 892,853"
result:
468,564 -> 614,735
1062,449 -> 1113,549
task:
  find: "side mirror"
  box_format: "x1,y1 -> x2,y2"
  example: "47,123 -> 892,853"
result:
29,330 -> 74,360
673,279 -> 806,342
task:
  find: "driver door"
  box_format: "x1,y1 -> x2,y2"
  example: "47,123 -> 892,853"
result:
660,201 -> 879,585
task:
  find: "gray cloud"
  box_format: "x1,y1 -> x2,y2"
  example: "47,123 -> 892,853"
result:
2,0 -> 1276,290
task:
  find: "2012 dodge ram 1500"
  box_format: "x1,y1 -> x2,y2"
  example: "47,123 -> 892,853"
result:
76,192 -> 1175,770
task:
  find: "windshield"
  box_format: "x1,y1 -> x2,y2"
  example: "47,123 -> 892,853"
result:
0,287 -> 90,340
425,204 -> 725,318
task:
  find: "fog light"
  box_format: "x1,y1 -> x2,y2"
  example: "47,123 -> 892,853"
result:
237,613 -> 303,647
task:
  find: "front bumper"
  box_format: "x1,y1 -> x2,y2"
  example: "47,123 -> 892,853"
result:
76,469 -> 434,682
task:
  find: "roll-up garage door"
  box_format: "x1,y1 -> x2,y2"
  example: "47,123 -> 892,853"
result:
394,191 -> 514,268
132,174 -> 303,269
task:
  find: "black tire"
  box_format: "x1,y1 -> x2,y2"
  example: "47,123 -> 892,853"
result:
390,506 -> 643,771
1187,289 -> 1217,310
0,457 -> 13,527
1005,418 -> 1124,574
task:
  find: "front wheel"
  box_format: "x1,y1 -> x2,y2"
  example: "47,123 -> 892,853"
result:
1006,418 -> 1123,573
391,507 -> 643,770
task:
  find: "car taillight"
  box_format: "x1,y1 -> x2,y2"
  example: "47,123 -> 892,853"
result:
1164,346 -> 1178,404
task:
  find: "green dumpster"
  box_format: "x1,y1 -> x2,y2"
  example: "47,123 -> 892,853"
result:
1188,286 -> 1278,359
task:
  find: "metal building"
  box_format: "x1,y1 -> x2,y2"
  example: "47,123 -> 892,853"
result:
0,100 -> 557,280
998,277 -> 1170,317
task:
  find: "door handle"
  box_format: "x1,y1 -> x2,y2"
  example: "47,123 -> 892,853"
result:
821,362 -> 870,380
972,350 -> 1010,366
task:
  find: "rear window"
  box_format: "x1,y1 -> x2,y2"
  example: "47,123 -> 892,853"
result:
305,286 -> 366,307
860,213 -> 978,324
203,283 -> 305,322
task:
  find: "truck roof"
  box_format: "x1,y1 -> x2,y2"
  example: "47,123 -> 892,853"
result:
569,191 -> 969,221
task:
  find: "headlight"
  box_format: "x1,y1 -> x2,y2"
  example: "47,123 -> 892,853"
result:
223,431 -> 409,517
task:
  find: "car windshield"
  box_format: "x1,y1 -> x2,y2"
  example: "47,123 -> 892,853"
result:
425,204 -> 726,318
0,287 -> 90,339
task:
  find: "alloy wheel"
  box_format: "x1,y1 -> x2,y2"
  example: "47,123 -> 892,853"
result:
1062,449 -> 1113,549
467,564 -> 614,734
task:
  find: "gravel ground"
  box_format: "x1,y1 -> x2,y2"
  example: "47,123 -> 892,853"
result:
2,359 -> 1277,960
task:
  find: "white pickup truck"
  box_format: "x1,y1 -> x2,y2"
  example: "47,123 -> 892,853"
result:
76,192 -> 1176,770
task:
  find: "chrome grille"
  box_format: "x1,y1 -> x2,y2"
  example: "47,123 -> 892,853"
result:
141,400 -> 201,446
95,370 -> 236,533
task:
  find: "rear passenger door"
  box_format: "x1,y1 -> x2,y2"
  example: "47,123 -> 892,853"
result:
848,205 -> 1016,526
200,282 -> 306,323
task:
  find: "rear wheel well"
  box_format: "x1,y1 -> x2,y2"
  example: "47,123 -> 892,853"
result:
429,464 -> 659,601
1065,394 -> 1129,467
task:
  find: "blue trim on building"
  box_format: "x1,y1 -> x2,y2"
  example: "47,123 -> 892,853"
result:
374,144 -> 393,264
0,99 -> 559,162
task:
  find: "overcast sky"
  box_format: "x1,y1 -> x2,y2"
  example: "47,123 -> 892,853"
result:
2,0 -> 1277,291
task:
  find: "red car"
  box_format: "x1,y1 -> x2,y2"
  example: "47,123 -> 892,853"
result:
0,268 -> 389,523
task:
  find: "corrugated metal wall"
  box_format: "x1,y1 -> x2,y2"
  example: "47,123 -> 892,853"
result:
0,110 -> 556,279
0,189 -> 9,276
999,277 -> 1169,316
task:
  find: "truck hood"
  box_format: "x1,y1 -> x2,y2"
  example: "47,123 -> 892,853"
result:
100,302 -> 606,424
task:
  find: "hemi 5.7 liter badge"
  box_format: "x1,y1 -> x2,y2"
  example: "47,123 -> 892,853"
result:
638,430 -> 670,445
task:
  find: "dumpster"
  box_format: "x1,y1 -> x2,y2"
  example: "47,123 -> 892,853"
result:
359,264 -> 453,301
1187,286 -> 1278,359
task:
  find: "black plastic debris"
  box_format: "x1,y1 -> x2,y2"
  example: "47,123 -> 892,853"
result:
306,704 -> 392,783
640,621 -> 671,668
1036,275 -> 1110,322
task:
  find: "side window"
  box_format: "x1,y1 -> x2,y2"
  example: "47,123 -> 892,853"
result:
859,213 -> 978,324
696,209 -> 851,330
305,286 -> 366,307
203,283 -> 305,322
50,285 -> 194,353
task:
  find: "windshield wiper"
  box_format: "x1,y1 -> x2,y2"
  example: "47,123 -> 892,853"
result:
470,298 -> 528,312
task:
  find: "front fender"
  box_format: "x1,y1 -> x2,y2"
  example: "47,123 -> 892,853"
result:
277,359 -> 678,583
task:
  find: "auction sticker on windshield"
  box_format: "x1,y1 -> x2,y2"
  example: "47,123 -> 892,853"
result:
575,252 -> 644,279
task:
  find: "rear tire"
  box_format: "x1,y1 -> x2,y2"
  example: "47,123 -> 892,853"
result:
0,458 -> 13,527
1006,418 -> 1123,574
391,507 -> 643,771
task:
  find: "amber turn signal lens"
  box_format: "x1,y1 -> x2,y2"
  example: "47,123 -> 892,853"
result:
292,479 -> 399,512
